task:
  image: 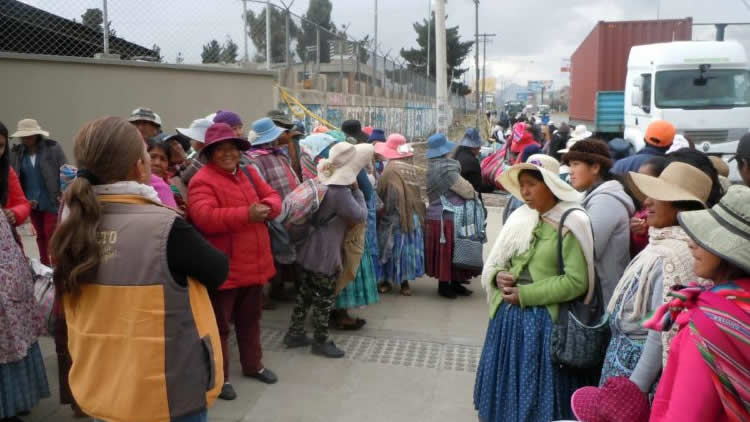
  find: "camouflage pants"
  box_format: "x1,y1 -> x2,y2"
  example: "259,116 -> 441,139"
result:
288,268 -> 337,343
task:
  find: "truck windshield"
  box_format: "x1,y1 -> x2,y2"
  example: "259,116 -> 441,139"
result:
655,69 -> 750,109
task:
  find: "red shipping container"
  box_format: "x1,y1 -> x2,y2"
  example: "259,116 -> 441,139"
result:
569,18 -> 693,124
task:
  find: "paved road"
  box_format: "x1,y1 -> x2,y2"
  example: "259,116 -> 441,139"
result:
21,208 -> 505,422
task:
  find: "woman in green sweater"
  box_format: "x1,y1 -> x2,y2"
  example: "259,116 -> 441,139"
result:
474,154 -> 597,422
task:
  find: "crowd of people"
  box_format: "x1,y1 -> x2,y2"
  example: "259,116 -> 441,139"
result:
476,115 -> 750,422
1,103 -> 749,422
0,107 -> 491,422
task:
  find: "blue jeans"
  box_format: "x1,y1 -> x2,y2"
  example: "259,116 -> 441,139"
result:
94,410 -> 207,422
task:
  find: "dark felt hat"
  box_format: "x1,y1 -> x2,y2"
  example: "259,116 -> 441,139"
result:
562,138 -> 614,170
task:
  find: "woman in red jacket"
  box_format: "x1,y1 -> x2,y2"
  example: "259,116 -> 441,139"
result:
0,121 -> 31,230
188,122 -> 282,401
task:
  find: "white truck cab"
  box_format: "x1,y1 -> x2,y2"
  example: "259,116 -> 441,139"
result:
624,41 -> 750,175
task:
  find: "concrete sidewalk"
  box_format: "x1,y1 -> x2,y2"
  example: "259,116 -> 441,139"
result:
21,208 -> 505,422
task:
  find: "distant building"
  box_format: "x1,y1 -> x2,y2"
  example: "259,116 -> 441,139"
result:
0,0 -> 156,59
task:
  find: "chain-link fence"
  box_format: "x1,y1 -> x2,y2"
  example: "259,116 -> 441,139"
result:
1,0 -> 440,100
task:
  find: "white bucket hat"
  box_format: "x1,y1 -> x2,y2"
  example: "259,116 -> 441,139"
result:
499,153 -> 582,203
11,118 -> 49,138
128,107 -> 162,126
176,118 -> 213,143
318,142 -> 374,186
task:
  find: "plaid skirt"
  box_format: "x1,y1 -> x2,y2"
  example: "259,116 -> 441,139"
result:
0,342 -> 50,418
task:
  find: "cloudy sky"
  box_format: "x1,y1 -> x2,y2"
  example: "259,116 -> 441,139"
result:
20,0 -> 750,90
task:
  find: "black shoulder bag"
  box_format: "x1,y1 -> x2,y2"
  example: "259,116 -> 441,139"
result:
241,166 -> 295,264
549,208 -> 611,369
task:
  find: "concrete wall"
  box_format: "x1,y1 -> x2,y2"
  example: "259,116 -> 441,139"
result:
0,53 -> 275,157
280,88 -> 438,140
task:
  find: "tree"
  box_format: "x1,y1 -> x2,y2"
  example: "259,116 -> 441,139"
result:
201,39 -> 222,64
151,44 -> 163,63
220,37 -> 239,64
400,14 -> 473,86
296,0 -> 336,64
81,8 -> 116,37
175,51 -> 185,64
246,7 -> 299,63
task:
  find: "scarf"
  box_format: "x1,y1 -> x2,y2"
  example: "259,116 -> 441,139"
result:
300,134 -> 337,160
481,201 -> 597,305
644,281 -> 750,421
607,226 -> 700,320
377,160 -> 425,232
427,157 -> 461,201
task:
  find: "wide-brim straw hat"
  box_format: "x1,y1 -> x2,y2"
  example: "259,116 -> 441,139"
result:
499,154 -> 583,203
678,185 -> 750,274
318,143 -> 374,186
11,118 -> 49,138
627,161 -> 711,206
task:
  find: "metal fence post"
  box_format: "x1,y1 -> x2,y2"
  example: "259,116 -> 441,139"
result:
266,0 -> 272,70
102,0 -> 109,54
339,37 -> 344,93
285,9 -> 291,86
315,27 -> 320,89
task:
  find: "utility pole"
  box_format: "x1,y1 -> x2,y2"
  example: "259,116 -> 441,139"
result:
374,0 -> 378,93
265,0 -> 272,70
427,0 -> 431,78
473,0 -> 480,127
435,0 -> 448,132
242,0 -> 249,63
477,33 -> 496,117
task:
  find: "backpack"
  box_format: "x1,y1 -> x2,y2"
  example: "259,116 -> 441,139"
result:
279,178 -> 329,227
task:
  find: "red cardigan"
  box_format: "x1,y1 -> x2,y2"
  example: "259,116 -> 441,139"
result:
188,163 -> 281,290
5,168 -> 31,226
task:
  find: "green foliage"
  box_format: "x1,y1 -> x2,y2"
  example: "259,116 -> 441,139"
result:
400,14 -> 473,86
201,37 -> 239,64
246,7 -> 299,63
296,0 -> 335,63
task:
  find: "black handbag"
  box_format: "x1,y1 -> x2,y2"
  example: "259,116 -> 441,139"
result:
241,166 -> 296,264
549,208 -> 611,369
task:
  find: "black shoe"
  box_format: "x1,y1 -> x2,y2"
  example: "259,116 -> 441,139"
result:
245,367 -> 278,384
284,333 -> 314,348
219,382 -> 237,400
451,281 -> 473,296
311,340 -> 346,358
438,282 -> 457,299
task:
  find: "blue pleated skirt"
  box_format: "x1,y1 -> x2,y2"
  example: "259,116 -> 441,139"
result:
0,342 -> 51,418
474,303 -> 591,422
380,214 -> 425,285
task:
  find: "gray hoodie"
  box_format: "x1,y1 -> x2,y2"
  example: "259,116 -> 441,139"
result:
582,180 -> 635,305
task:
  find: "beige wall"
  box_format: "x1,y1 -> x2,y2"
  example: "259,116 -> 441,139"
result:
0,53 -> 275,158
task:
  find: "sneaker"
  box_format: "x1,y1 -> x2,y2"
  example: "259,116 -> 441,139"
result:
438,282 -> 457,299
451,281 -> 473,296
219,382 -> 237,400
311,340 -> 346,358
245,367 -> 278,384
284,333 -> 314,348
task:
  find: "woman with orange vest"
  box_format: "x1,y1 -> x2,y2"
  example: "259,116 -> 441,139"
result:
50,116 -> 229,422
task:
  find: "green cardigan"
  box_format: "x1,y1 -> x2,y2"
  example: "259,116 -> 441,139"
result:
486,220 -> 589,321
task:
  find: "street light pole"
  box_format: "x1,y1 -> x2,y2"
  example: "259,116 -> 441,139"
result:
435,0 -> 448,132
427,0 -> 431,78
102,0 -> 109,54
266,0 -> 272,70
474,0 -> 480,127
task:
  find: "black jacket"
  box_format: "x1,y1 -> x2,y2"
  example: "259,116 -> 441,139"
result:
10,137 -> 68,210
454,147 -> 495,200
547,132 -> 569,161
